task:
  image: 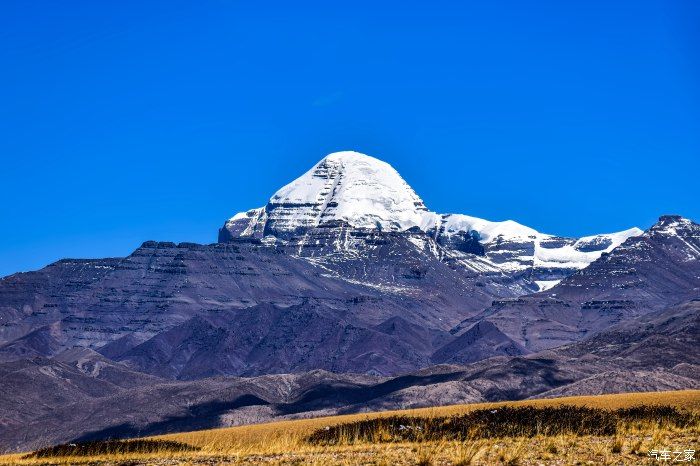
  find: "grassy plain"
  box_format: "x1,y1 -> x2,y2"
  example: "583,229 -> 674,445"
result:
2,390 -> 698,465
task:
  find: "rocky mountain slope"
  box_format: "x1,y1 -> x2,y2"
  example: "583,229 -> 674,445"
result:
451,215 -> 700,352
0,236 -> 504,377
2,298 -> 697,453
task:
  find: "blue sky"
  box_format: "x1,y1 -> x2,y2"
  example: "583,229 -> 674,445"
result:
1,1 -> 699,276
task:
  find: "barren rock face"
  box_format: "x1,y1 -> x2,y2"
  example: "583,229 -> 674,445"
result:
0,236 -> 507,377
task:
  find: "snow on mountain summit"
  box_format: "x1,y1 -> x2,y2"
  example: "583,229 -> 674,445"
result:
440,214 -> 539,243
220,151 -> 643,286
264,151 -> 438,233
438,213 -> 642,287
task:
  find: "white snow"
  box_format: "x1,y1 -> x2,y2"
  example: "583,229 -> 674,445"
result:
230,211 -> 253,221
650,217 -> 693,238
533,227 -> 643,269
535,280 -> 561,291
441,216 -> 641,272
576,227 -> 644,247
441,214 -> 538,243
224,150 -> 643,275
261,151 -> 441,232
224,207 -> 267,238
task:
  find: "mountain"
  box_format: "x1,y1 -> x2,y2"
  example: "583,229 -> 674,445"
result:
0,152 -> 645,379
220,151 -> 641,291
0,150 -> 697,453
2,298 -> 697,453
449,215 -> 700,352
221,151 -> 437,237
0,239 -> 480,376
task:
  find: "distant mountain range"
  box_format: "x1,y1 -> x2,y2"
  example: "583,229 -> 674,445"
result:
0,151 -> 697,452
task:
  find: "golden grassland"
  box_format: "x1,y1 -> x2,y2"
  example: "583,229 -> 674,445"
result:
2,389 -> 698,465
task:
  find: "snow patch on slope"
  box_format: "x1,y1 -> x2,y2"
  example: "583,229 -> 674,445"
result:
533,227 -> 643,269
441,214 -> 539,243
535,280 -> 561,291
440,215 -> 642,272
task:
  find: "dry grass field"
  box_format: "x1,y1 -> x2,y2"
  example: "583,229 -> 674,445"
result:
2,390 -> 698,465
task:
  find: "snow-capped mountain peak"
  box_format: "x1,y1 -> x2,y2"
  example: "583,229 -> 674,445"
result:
219,151 -> 643,290
272,151 -> 423,211
226,151 -> 439,237
647,215 -> 695,237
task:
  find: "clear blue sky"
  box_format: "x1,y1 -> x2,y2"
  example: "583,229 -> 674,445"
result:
1,1 -> 699,276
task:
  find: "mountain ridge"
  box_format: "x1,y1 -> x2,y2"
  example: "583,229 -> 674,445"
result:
1,297 -> 697,453
220,151 -> 642,291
